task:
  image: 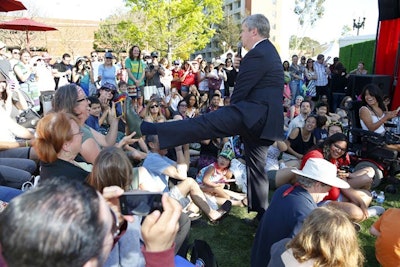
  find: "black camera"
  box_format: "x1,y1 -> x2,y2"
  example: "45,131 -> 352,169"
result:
84,65 -> 91,71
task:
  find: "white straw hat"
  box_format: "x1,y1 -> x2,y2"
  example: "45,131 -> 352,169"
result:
291,158 -> 350,189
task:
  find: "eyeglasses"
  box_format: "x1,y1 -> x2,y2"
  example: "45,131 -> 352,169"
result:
109,208 -> 120,238
72,130 -> 84,136
76,97 -> 88,103
91,55 -> 97,57
179,104 -> 187,107
150,105 -> 159,109
332,143 -> 347,153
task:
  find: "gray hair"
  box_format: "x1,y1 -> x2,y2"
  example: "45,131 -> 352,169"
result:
242,14 -> 270,38
297,175 -> 319,188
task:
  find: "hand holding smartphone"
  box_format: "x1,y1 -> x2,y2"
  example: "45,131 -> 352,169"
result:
119,191 -> 163,216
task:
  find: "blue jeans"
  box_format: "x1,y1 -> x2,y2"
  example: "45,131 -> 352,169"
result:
289,80 -> 300,104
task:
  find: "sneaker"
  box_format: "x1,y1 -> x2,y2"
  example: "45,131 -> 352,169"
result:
367,206 -> 385,217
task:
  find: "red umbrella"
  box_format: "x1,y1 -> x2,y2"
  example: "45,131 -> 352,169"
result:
0,0 -> 27,12
0,18 -> 57,49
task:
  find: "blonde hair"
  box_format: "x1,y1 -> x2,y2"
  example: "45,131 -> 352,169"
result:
143,100 -> 166,123
287,206 -> 364,267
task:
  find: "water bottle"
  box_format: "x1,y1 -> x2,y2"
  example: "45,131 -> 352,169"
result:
371,190 -> 377,200
195,259 -> 205,267
376,191 -> 385,206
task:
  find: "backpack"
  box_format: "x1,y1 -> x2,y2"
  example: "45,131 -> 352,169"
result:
188,239 -> 219,267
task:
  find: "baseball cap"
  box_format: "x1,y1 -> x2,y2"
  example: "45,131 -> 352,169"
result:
150,51 -> 159,58
219,149 -> 235,161
105,52 -> 113,59
100,82 -> 117,93
291,158 -> 350,188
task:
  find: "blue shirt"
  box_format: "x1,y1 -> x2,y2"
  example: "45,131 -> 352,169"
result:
251,184 -> 317,267
85,114 -> 99,131
142,152 -> 176,193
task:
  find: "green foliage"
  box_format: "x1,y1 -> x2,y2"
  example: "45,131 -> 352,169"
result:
124,0 -> 224,60
93,11 -> 147,55
339,40 -> 375,74
289,35 -> 322,56
214,15 -> 242,55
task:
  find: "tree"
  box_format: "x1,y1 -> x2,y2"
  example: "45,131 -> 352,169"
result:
214,15 -> 241,55
125,0 -> 224,60
94,10 -> 147,56
292,0 -> 326,52
289,35 -> 323,57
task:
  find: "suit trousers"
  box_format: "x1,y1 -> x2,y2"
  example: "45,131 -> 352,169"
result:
155,105 -> 272,214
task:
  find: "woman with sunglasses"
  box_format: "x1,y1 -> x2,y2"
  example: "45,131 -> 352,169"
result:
300,133 -> 373,222
143,99 -> 166,123
53,84 -> 137,164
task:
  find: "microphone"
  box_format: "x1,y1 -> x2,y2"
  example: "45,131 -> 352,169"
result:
237,42 -> 242,58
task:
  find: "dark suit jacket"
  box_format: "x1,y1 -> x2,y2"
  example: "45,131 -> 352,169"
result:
231,39 -> 284,141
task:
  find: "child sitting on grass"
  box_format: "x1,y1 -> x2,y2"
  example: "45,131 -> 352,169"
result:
85,96 -> 109,133
196,149 -> 247,207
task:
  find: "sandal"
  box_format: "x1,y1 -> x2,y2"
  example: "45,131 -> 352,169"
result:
210,200 -> 232,224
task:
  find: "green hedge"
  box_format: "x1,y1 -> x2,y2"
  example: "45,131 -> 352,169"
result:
339,40 -> 375,74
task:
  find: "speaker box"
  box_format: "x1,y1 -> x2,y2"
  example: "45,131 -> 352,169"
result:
347,74 -> 392,98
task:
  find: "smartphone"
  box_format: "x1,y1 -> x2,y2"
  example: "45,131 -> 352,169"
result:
119,191 -> 163,216
339,166 -> 350,173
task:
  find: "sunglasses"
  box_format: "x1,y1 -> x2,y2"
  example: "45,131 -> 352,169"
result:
13,51 -> 20,54
174,63 -> 180,66
150,105 -> 159,108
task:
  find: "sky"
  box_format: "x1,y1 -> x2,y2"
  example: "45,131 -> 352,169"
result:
18,0 -> 379,44
283,0 -> 379,44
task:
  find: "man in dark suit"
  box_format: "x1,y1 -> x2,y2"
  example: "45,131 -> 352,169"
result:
141,14 -> 284,220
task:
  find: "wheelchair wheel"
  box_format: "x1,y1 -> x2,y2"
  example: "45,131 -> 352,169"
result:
354,161 -> 383,189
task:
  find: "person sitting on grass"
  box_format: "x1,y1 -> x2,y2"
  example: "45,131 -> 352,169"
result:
87,146 -> 190,258
85,96 -> 109,133
141,134 -> 232,223
269,206 -> 364,267
251,158 -> 351,266
196,149 -> 247,207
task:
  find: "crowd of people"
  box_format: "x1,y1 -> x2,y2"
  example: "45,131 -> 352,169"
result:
0,13 -> 399,267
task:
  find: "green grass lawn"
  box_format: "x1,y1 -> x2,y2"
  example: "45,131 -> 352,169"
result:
188,182 -> 400,267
